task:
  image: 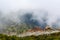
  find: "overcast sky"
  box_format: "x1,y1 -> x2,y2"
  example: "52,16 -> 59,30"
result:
0,0 -> 60,25
0,0 -> 60,11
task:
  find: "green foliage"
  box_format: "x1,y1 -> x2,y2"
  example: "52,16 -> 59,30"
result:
0,32 -> 60,40
5,23 -> 30,34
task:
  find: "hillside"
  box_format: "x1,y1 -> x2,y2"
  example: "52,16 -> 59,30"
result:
0,32 -> 60,40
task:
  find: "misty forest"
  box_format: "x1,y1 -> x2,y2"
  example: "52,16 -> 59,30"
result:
0,10 -> 60,40
0,10 -> 57,33
0,0 -> 60,40
0,10 -> 48,33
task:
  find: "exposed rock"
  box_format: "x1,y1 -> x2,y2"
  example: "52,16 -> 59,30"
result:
45,25 -> 53,31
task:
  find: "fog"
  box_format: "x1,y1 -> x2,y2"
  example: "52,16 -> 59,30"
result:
0,0 -> 60,29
